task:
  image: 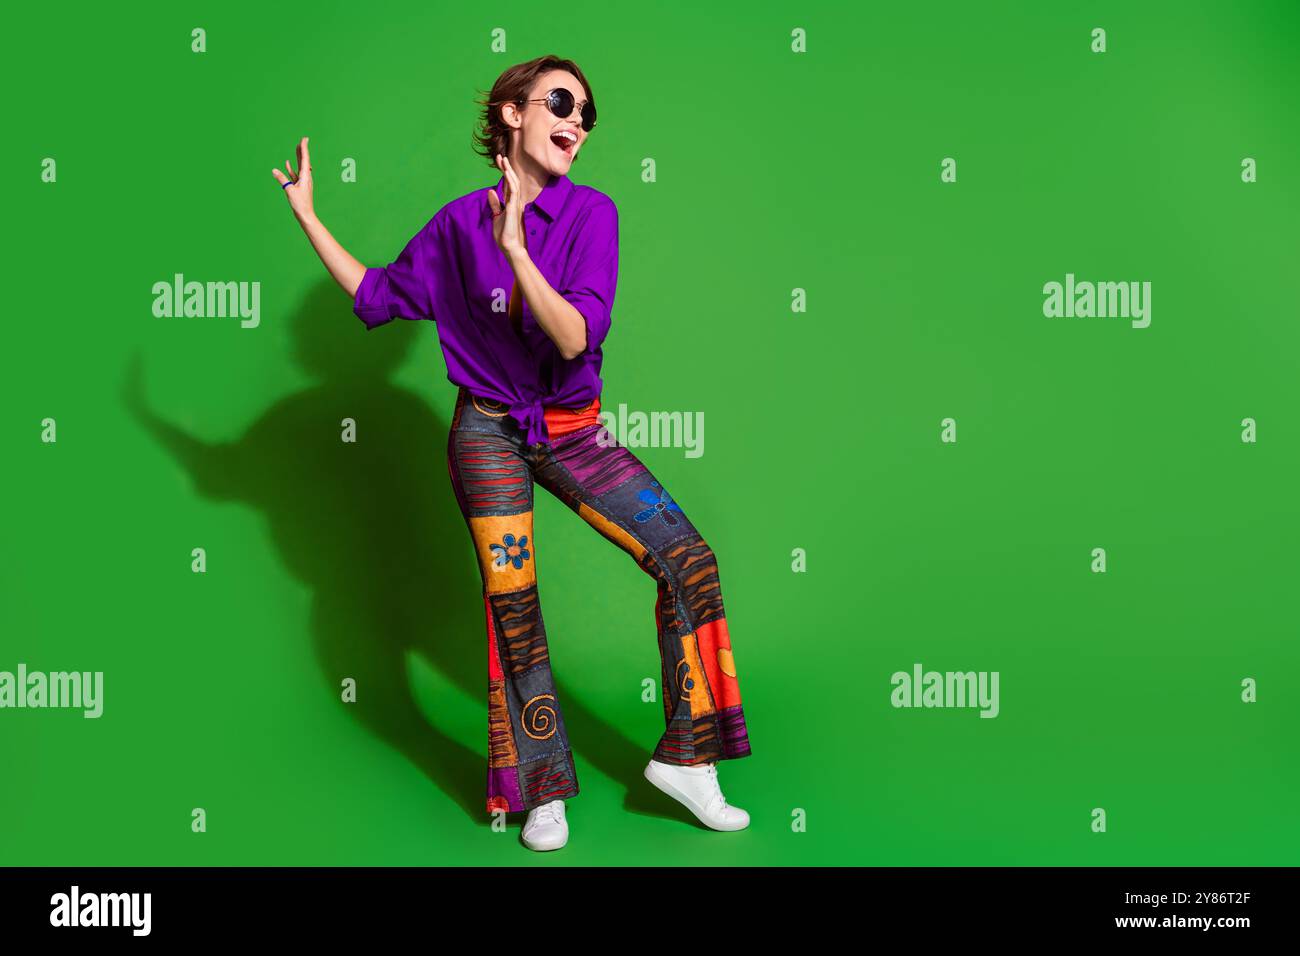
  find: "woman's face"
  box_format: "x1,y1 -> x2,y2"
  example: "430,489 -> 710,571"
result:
508,70 -> 590,177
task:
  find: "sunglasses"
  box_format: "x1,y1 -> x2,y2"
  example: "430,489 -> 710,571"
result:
517,87 -> 597,132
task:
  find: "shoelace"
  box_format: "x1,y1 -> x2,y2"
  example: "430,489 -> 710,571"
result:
529,801 -> 565,828
702,763 -> 729,813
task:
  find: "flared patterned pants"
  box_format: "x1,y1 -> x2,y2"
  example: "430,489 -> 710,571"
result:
445,386 -> 752,814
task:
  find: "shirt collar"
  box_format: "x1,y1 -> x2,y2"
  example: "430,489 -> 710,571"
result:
493,171 -> 573,222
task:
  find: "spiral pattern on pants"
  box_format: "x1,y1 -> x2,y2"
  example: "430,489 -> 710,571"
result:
521,694 -> 558,740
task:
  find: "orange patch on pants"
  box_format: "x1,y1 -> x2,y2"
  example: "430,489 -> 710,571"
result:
468,513 -> 536,594
577,500 -> 647,562
679,633 -> 714,720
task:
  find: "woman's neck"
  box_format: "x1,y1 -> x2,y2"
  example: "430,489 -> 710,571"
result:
507,147 -> 551,206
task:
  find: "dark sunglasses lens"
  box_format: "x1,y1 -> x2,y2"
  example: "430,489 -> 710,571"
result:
547,88 -> 595,131
548,88 -> 575,119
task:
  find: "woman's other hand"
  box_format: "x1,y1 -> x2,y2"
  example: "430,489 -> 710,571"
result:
272,136 -> 316,222
486,153 -> 526,258
269,135 -> 366,299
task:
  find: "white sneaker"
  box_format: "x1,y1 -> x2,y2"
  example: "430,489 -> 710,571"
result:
644,759 -> 750,831
521,799 -> 568,851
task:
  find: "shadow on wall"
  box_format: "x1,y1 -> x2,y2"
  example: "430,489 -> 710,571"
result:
120,278 -> 651,824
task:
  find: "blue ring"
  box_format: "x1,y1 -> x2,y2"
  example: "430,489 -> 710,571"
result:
282,180 -> 296,189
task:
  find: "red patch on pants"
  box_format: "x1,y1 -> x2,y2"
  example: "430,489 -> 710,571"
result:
485,594 -> 503,682
543,396 -> 601,439
693,617 -> 741,710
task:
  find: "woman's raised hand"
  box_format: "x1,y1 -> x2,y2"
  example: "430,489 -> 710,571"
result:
486,153 -> 525,257
271,136 -> 316,221
267,135 -> 367,299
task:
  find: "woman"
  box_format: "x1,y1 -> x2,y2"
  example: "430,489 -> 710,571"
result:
272,54 -> 751,851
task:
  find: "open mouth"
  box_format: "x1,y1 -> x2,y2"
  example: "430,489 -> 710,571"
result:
549,129 -> 578,156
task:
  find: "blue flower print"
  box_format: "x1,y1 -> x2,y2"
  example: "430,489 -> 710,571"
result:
633,480 -> 682,527
489,532 -> 531,571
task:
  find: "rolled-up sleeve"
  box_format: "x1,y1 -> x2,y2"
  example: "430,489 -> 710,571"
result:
560,198 -> 618,355
353,214 -> 441,330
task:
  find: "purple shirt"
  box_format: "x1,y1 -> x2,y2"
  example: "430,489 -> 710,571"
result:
353,172 -> 619,446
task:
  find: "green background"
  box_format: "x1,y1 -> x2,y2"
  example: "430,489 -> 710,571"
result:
3,1 -> 1297,865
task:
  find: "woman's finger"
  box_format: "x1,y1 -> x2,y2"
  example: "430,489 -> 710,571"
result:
284,159 -> 298,181
272,168 -> 289,185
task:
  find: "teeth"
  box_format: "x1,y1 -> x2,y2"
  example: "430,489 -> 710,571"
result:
554,130 -> 577,144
